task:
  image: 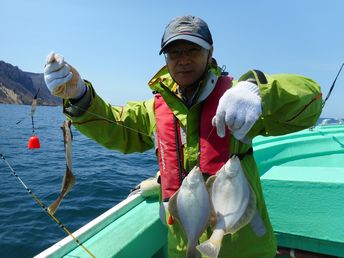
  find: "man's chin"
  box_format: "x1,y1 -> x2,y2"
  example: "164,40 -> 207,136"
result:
177,81 -> 197,88
175,76 -> 198,87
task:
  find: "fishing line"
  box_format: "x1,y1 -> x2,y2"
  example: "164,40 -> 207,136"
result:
70,101 -> 221,171
69,102 -> 220,141
322,63 -> 344,108
16,87 -> 41,126
30,88 -> 40,134
70,102 -> 220,170
0,153 -> 96,258
69,103 -> 153,137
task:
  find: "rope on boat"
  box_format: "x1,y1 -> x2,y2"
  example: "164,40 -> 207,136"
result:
0,153 -> 96,258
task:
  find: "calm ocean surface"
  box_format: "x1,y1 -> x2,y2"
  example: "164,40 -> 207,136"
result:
0,104 -> 158,258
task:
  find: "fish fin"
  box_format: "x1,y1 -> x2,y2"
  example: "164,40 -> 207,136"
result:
196,239 -> 221,258
60,166 -> 76,194
65,173 -> 76,196
50,167 -> 76,215
48,196 -> 63,215
168,190 -> 181,223
67,120 -> 73,141
209,212 -> 217,228
205,175 -> 217,227
205,175 -> 216,193
250,209 -> 267,237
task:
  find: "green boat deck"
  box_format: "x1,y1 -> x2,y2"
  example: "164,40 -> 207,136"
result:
35,124 -> 344,258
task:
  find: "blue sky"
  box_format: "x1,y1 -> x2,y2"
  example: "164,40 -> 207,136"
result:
1,0 -> 343,117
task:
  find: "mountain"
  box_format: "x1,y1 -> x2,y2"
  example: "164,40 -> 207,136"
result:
0,60 -> 61,105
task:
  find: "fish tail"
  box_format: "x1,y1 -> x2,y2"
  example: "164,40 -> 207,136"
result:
196,227 -> 224,258
48,196 -> 62,215
196,240 -> 220,258
186,244 -> 202,258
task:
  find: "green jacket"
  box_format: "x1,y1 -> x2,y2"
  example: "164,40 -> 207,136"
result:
64,65 -> 322,258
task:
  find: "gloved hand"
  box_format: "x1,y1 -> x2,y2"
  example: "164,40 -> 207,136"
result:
128,173 -> 161,198
212,81 -> 262,142
139,177 -> 161,197
44,52 -> 86,99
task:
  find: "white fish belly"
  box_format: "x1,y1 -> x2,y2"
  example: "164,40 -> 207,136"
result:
211,158 -> 250,231
177,186 -> 210,241
173,166 -> 211,247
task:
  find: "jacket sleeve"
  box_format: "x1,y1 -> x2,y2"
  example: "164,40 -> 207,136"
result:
239,70 -> 323,138
63,81 -> 156,154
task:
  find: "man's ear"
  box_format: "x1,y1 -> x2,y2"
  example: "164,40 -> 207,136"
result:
207,47 -> 214,64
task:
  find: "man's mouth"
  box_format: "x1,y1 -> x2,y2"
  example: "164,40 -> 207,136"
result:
176,70 -> 193,74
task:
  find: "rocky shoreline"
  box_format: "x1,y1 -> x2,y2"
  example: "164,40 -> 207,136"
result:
0,60 -> 61,106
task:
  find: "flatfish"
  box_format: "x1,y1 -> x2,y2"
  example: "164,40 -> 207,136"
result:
48,120 -> 76,215
168,166 -> 211,258
196,156 -> 256,258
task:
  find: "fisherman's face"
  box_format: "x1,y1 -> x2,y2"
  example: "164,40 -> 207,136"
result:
164,41 -> 212,87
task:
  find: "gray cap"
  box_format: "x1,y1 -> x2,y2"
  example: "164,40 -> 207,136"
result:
159,15 -> 213,55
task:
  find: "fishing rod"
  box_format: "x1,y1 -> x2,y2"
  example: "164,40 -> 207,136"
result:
322,62 -> 344,108
0,153 -> 96,258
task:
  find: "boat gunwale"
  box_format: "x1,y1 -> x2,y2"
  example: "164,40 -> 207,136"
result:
34,193 -> 145,258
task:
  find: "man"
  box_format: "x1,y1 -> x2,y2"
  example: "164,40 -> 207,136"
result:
44,15 -> 322,258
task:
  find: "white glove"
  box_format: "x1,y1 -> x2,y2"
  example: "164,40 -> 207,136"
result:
212,81 -> 262,142
44,52 -> 86,99
139,177 -> 161,197
128,173 -> 161,198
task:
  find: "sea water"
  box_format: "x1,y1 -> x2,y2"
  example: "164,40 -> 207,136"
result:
0,104 -> 158,258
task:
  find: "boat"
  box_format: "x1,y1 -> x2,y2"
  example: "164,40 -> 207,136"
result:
35,121 -> 344,258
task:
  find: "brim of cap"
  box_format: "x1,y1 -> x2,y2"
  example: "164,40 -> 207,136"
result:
159,34 -> 212,55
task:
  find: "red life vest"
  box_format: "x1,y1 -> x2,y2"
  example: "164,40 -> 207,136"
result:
155,76 -> 233,201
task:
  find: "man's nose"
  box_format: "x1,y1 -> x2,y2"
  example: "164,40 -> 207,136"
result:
177,52 -> 191,64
